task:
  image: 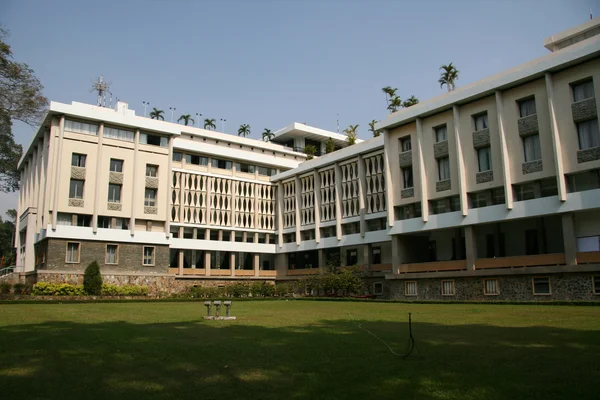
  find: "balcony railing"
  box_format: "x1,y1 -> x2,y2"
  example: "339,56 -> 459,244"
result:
287,268 -> 320,276
474,253 -> 566,269
259,270 -> 277,277
235,270 -> 255,276
370,263 -> 393,272
576,251 -> 600,264
398,260 -> 466,274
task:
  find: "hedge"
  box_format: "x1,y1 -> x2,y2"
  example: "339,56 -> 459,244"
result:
32,282 -> 148,296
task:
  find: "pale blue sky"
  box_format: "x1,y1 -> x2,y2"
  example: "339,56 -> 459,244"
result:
0,0 -> 597,215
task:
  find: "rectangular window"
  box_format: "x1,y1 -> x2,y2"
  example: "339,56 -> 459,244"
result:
435,125 -> 447,142
398,202 -> 422,220
257,166 -> 277,176
76,214 -> 92,227
140,133 -> 168,147
532,277 -> 551,295
64,119 -> 99,135
523,134 -> 541,162
103,126 -> 134,142
405,281 -> 417,296
235,163 -> 255,173
66,242 -> 80,263
110,159 -> 123,173
146,164 -> 158,177
372,247 -> 382,264
400,137 -> 412,152
108,184 -> 121,203
438,157 -> 450,181
477,146 -> 491,172
484,279 -> 500,295
173,152 -> 182,162
105,244 -> 118,264
211,158 -> 232,170
57,213 -> 73,226
518,97 -> 536,118
593,276 -> 600,295
69,179 -> 84,199
373,282 -> 383,296
71,153 -> 86,167
346,249 -> 358,266
572,79 -> 594,102
402,166 -> 414,188
144,188 -> 157,207
143,246 -> 155,266
566,169 -> 600,193
576,119 -> 600,150
474,113 -> 488,131
442,280 -> 455,296
185,154 -> 208,166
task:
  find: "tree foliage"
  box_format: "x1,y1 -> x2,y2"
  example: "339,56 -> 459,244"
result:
238,124 -> 251,137
149,108 -> 164,120
304,144 -> 316,160
325,137 -> 335,154
177,114 -> 194,126
262,128 -> 274,142
439,62 -> 459,92
0,110 -> 21,192
343,124 -> 359,145
368,119 -> 381,137
83,261 -> 103,295
0,211 -> 16,267
204,118 -> 216,130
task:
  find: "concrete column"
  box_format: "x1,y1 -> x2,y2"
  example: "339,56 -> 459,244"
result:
51,115 -> 65,230
495,91 -> 514,210
393,235 -> 407,273
130,129 -> 140,235
452,106 -> 468,217
362,243 -> 372,269
253,254 -> 260,276
274,253 -> 286,277
415,118 -> 429,221
562,213 -> 577,265
254,181 -> 260,232
382,129 -> 395,227
313,170 -> 321,243
206,176 -> 212,226
92,123 -> 104,233
294,176 -> 301,245
334,163 -> 343,239
205,228 -> 211,275
465,226 -> 477,271
545,73 -> 568,202
178,250 -> 184,275
231,176 -> 237,227
179,152 -> 186,226
42,124 -> 56,229
357,155 -> 367,237
318,249 -> 326,274
165,136 -> 174,237
230,252 -> 236,276
277,183 -> 284,247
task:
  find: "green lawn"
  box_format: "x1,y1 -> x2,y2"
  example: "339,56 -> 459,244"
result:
0,301 -> 599,400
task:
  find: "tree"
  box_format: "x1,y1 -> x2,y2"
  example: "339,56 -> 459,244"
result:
238,124 -> 251,137
343,124 -> 359,146
325,137 -> 335,154
0,110 -> 21,192
177,114 -> 194,126
204,118 -> 216,130
368,119 -> 381,137
149,108 -> 164,120
83,260 -> 103,295
304,144 -> 317,160
0,213 -> 16,266
0,28 -> 48,126
381,86 -> 397,109
387,96 -> 402,113
402,95 -> 419,108
439,62 -> 459,92
262,128 -> 274,142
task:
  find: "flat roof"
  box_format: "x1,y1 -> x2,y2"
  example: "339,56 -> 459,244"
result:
272,122 -> 362,148
544,16 -> 600,51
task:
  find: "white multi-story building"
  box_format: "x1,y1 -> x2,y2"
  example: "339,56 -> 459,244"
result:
14,18 -> 600,300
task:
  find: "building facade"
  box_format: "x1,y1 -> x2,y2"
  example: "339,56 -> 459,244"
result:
14,18 -> 600,300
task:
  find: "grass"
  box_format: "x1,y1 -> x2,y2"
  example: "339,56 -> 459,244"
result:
0,301 -> 598,400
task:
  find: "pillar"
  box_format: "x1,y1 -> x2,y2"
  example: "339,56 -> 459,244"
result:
164,135 -> 174,237
92,122 -> 104,233
51,115 -> 65,230
415,118 -> 429,221
562,212 -> 577,265
545,72 -> 568,201
334,163 -> 343,239
495,91 -> 514,210
313,170 -> 321,243
465,226 -> 477,271
357,154 -> 367,237
452,105 -> 468,216
294,175 -> 301,245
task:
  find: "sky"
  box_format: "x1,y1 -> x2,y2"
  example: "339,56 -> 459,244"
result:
0,0 -> 598,217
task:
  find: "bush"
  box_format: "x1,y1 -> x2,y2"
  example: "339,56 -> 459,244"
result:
226,282 -> 250,298
187,285 -> 226,299
0,282 -> 11,294
32,282 -> 85,296
83,261 -> 103,295
101,284 -> 148,296
13,283 -> 26,294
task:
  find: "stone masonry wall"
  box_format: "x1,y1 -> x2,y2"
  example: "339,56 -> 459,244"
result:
389,273 -> 599,302
42,238 -> 169,274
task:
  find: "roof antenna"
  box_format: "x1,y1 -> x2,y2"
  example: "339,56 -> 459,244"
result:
336,113 -> 340,133
90,75 -> 112,107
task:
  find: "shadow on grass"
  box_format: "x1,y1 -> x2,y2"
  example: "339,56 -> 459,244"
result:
0,317 -> 598,400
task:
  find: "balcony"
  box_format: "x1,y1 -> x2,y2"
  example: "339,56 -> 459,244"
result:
474,253 -> 566,269
398,260 -> 466,274
259,270 -> 277,277
287,268 -> 320,276
168,268 -> 206,275
517,115 -> 539,136
235,270 -> 255,276
577,251 -> 600,264
211,269 -> 232,276
370,263 -> 392,272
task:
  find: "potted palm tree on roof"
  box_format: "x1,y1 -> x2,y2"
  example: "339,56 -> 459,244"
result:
439,63 -> 459,92
238,124 -> 251,138
204,118 -> 216,130
262,128 -> 274,142
343,124 -> 359,145
177,114 -> 194,126
149,108 -> 164,120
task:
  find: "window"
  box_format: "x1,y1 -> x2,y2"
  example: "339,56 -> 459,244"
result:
64,119 -> 98,135
566,169 -> 600,193
402,166 -> 414,188
366,218 -> 387,232
301,229 -> 315,241
108,184 -> 121,203
532,277 -> 551,295
57,213 -> 73,226
69,179 -> 84,199
397,202 -> 422,220
435,125 -> 447,142
572,79 -> 594,102
438,157 -> 450,181
484,279 -> 500,295
76,215 -> 92,227
66,242 -> 80,263
342,222 -> 360,235
71,153 -> 86,167
576,119 -> 600,150
518,97 -> 536,118
257,166 -> 277,176
442,280 -> 455,296
110,159 -> 123,173
593,276 -> 600,295
431,197 -> 461,215
405,281 -> 417,296
372,247 -> 381,264
477,146 -> 491,172
144,189 -> 157,207
143,246 -> 155,266
400,137 -> 412,152
185,154 -> 208,166
140,133 -> 168,147
105,244 -> 118,264
146,165 -> 158,177
235,163 -> 255,173
525,230 -> 539,255
173,152 -> 182,162
211,158 -> 232,170
523,134 -> 541,162
346,249 -> 358,266
104,126 -> 134,142
245,232 -> 255,243
513,178 -> 557,201
469,188 -> 506,209
474,113 -> 488,131
373,282 -> 383,296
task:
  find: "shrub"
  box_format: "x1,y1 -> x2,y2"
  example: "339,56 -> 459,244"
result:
83,261 -> 103,295
226,282 -> 250,298
32,282 -> 85,296
0,282 -> 11,294
259,282 -> 275,297
13,283 -> 27,294
275,282 -> 293,297
101,284 -> 148,296
250,281 -> 263,297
